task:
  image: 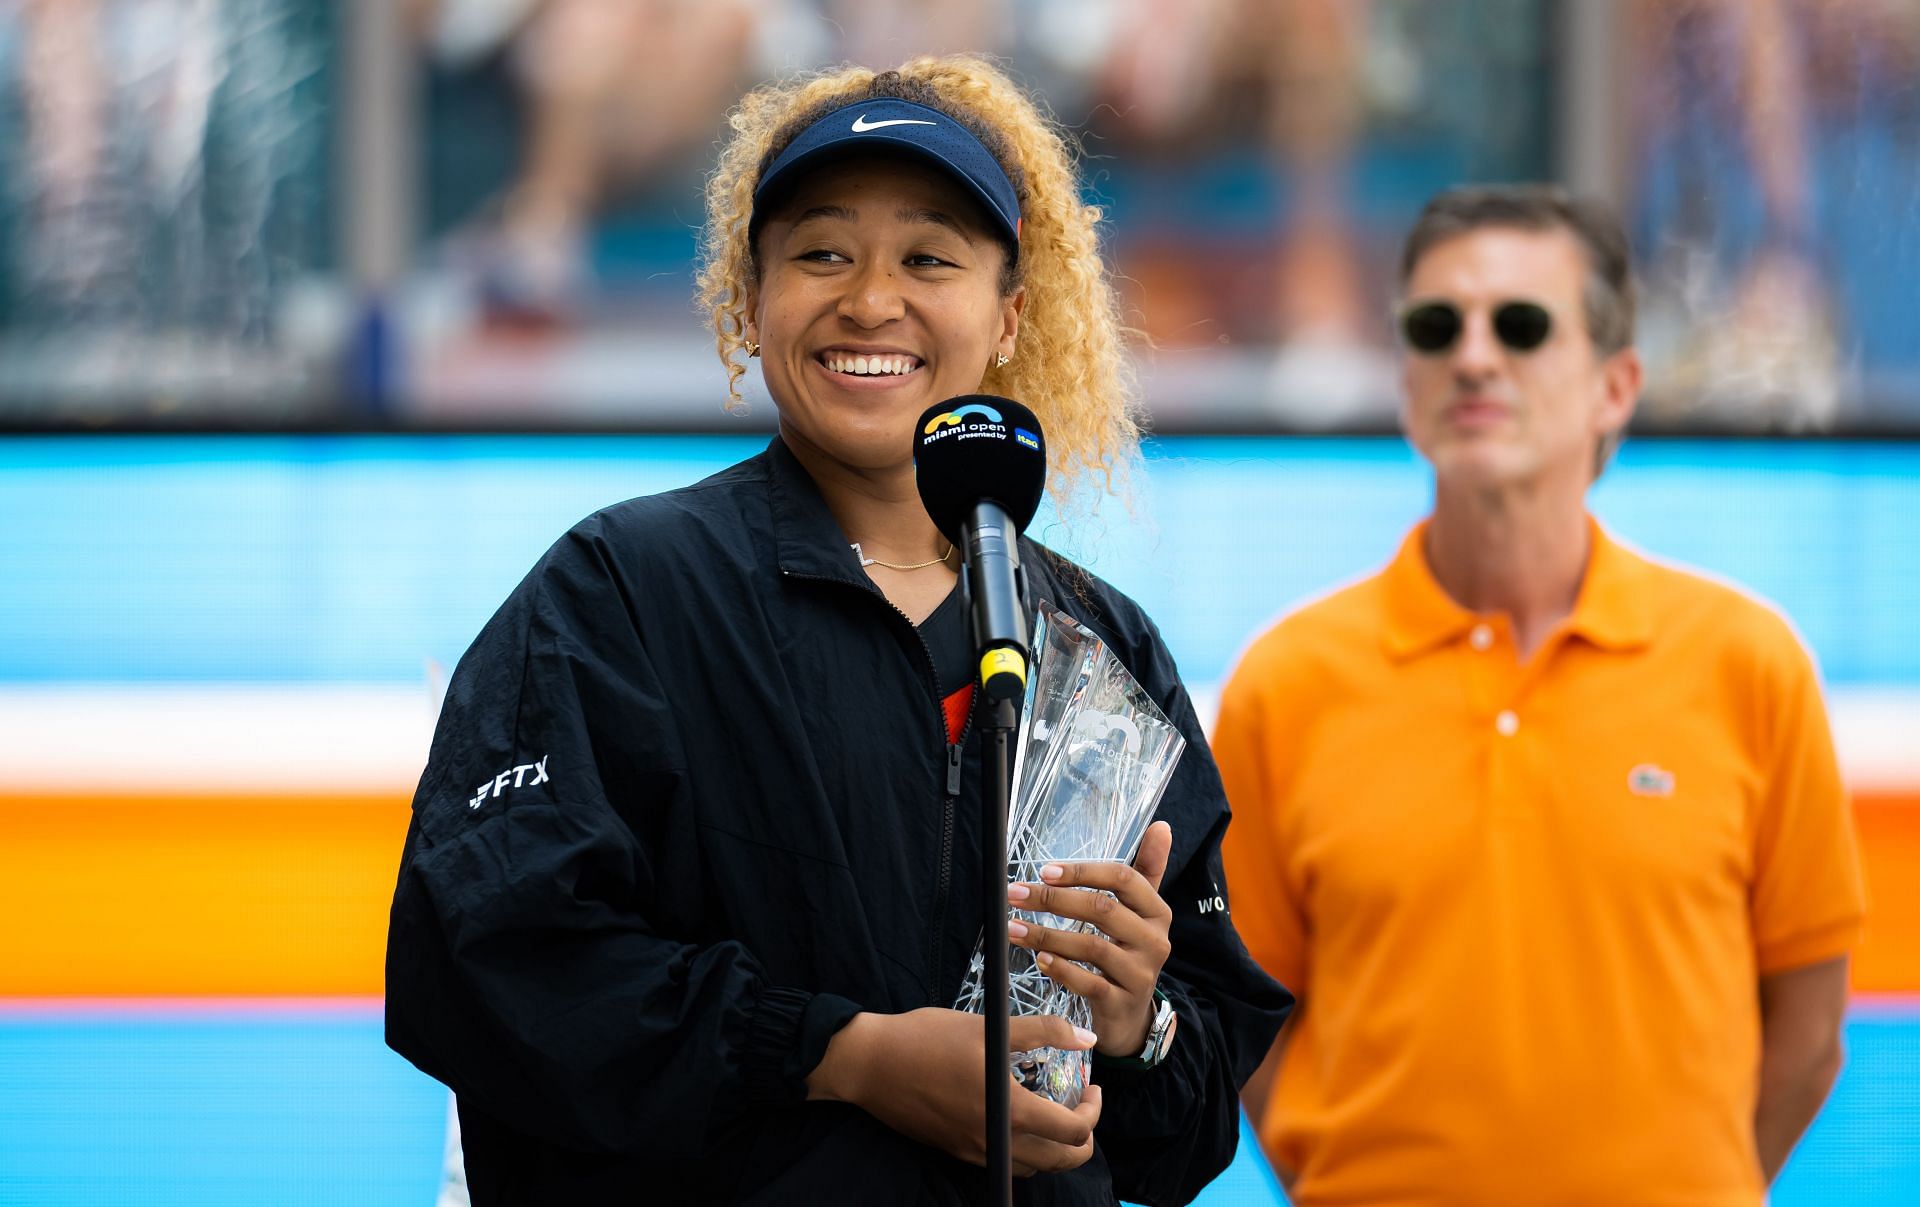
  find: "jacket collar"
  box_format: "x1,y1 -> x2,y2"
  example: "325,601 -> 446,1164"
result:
1381,515 -> 1653,660
763,435 -> 875,585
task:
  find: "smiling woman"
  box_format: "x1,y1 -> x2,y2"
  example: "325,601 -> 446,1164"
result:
699,60 -> 1139,509
744,155 -> 1024,509
382,54 -> 1291,1206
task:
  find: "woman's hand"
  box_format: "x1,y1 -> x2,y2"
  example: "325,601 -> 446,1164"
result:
1005,820 -> 1175,1057
806,1008 -> 1104,1176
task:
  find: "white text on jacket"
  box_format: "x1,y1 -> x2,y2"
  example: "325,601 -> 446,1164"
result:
469,756 -> 550,809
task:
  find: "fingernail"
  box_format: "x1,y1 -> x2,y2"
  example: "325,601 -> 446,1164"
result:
1073,1026 -> 1097,1046
1006,883 -> 1030,902
1040,864 -> 1064,882
1006,920 -> 1028,939
1036,951 -> 1053,968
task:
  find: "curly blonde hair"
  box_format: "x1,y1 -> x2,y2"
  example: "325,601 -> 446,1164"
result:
696,55 -> 1139,505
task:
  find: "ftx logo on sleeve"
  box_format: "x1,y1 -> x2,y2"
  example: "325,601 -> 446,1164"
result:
469,756 -> 550,810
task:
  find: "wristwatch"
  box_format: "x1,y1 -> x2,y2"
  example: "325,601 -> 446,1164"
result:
1096,988 -> 1177,1071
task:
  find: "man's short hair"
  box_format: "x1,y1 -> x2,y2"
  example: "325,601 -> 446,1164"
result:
1399,183 -> 1635,473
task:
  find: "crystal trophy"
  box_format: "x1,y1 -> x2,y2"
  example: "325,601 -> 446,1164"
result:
953,600 -> 1187,1107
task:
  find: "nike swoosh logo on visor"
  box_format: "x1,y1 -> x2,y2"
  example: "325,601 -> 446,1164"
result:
851,115 -> 937,132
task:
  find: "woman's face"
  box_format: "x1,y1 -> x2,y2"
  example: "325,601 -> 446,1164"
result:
749,156 -> 1023,476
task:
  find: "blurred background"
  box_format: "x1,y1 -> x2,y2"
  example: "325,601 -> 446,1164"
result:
4,0 -> 1920,431
0,2 -> 1916,1204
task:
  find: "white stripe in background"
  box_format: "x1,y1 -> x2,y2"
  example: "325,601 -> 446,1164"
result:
0,685 -> 439,793
1827,690 -> 1920,794
2,684 -> 1916,794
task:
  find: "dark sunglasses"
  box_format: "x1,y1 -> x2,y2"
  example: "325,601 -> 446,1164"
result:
1398,300 -> 1554,355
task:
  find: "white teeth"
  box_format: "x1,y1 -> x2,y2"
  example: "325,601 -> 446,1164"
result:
824,354 -> 918,376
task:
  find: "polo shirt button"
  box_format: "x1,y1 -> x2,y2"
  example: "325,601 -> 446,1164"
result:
1470,623 -> 1494,651
1495,709 -> 1519,737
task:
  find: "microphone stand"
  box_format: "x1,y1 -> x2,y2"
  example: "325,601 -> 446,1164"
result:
954,496 -> 1030,1207
980,691 -> 1019,1207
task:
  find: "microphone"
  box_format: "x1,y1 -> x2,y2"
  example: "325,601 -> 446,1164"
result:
913,395 -> 1047,703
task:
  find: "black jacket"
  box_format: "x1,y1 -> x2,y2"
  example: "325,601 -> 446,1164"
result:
385,438 -> 1292,1205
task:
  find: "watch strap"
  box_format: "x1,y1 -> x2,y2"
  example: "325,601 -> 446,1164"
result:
1092,987 -> 1174,1072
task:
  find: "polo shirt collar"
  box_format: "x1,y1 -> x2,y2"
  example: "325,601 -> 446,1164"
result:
1566,518 -> 1655,651
1381,516 -> 1653,659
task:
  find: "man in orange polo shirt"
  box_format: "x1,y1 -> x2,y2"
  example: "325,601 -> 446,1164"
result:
1216,185 -> 1866,1206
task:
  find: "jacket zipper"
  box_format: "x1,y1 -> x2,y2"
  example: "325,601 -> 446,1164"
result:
931,704 -> 978,1004
781,569 -> 967,1006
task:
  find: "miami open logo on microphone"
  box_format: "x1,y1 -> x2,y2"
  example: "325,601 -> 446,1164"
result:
923,402 -> 1003,434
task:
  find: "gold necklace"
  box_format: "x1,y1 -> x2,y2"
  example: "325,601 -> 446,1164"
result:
851,541 -> 954,571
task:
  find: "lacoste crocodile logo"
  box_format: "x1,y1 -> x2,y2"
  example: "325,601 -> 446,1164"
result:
1628,763 -> 1676,797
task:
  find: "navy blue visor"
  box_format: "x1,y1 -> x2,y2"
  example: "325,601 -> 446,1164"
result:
751,98 -> 1022,258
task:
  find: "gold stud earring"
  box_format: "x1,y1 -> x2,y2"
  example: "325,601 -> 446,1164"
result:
996,353 -> 1010,368
746,340 -> 761,358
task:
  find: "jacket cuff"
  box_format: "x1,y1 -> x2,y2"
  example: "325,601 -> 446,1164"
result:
790,992 -> 864,1084
743,987 -> 863,1103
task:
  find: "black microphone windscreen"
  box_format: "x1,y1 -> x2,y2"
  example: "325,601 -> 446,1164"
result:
913,395 -> 1047,543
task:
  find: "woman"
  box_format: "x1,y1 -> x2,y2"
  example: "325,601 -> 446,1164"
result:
386,55 -> 1291,1205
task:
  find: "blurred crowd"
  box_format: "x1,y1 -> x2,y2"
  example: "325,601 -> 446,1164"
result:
2,0 -> 1918,428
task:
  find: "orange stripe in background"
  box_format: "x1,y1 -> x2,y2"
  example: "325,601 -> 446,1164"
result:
0,793 -> 409,997
1853,792 -> 1920,993
2,791 -> 1918,997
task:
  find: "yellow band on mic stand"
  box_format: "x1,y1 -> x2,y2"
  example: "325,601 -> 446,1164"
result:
979,647 -> 1027,690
